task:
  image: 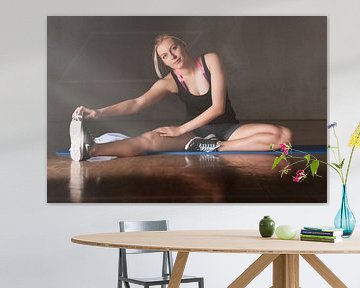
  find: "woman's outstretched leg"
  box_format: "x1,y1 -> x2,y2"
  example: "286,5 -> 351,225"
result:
69,116 -> 194,160
219,124 -> 292,151
90,131 -> 195,158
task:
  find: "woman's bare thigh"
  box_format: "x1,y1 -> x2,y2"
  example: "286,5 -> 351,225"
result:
143,131 -> 195,152
227,123 -> 283,141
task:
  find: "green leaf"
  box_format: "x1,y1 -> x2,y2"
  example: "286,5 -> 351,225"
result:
310,160 -> 320,176
304,154 -> 310,164
332,159 -> 345,169
332,162 -> 341,169
272,156 -> 282,169
280,154 -> 287,160
339,158 -> 345,169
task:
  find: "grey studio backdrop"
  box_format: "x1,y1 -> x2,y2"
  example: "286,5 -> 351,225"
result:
47,16 -> 326,153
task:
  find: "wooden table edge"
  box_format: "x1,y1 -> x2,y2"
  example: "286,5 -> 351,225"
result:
71,236 -> 360,254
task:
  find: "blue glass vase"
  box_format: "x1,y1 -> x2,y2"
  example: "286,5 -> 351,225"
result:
334,185 -> 356,237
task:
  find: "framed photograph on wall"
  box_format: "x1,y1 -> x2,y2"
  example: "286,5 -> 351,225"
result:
47,16 -> 327,203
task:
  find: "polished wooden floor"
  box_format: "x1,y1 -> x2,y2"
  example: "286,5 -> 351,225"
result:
47,153 -> 327,203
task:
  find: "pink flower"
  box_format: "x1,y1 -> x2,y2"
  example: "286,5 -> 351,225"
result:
280,143 -> 289,155
292,170 -> 306,183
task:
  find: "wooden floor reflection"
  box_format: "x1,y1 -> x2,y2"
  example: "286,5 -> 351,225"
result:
47,154 -> 327,203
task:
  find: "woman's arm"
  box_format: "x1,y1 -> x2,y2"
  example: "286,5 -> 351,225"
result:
155,53 -> 227,137
74,78 -> 173,119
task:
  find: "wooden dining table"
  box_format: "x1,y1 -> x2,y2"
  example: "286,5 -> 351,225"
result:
71,230 -> 360,288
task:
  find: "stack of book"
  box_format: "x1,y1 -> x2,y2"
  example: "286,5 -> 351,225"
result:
300,226 -> 344,243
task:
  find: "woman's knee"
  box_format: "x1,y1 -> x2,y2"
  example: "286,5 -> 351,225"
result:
140,131 -> 162,150
280,126 -> 292,143
269,125 -> 292,147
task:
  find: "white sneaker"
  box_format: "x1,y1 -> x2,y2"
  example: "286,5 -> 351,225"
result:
69,113 -> 94,161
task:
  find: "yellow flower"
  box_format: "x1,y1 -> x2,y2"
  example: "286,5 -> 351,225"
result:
349,122 -> 360,147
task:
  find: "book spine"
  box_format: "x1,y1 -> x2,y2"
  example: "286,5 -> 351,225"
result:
300,236 -> 337,243
300,234 -> 338,240
301,230 -> 338,236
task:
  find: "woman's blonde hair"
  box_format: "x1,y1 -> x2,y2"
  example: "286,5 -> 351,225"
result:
153,34 -> 187,78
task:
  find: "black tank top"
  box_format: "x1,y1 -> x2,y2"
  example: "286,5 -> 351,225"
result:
170,54 -> 238,125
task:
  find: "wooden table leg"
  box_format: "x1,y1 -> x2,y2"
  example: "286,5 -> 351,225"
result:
301,254 -> 347,288
168,252 -> 189,288
228,254 -> 279,288
288,255 -> 299,288
273,254 -> 286,287
272,254 -> 299,288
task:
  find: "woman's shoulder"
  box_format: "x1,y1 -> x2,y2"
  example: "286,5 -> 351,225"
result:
153,73 -> 177,94
202,52 -> 222,69
203,52 -> 220,59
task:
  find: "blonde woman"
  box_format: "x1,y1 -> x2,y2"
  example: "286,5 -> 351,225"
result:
70,34 -> 291,161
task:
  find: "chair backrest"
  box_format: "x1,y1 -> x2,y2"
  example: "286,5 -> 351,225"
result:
119,220 -> 169,254
118,220 -> 174,281
120,220 -> 168,232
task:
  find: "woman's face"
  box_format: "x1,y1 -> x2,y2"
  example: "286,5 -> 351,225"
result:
156,37 -> 186,69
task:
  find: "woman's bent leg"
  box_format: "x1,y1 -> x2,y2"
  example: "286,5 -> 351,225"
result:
219,124 -> 292,151
90,131 -> 195,157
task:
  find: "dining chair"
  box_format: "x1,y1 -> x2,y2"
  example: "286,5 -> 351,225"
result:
118,220 -> 204,288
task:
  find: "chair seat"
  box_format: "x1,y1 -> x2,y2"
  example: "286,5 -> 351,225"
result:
119,274 -> 203,286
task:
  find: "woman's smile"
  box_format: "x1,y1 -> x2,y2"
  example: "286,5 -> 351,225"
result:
173,58 -> 182,65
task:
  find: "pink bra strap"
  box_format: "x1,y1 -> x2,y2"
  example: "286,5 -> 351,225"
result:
195,57 -> 209,81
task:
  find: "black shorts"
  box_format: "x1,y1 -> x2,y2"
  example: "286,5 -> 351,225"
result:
194,123 -> 241,140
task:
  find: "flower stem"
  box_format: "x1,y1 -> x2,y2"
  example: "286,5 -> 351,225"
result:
333,127 -> 342,165
290,148 -> 309,155
333,127 -> 345,182
289,149 -> 341,174
331,148 -> 339,165
345,145 -> 357,185
278,149 -> 344,181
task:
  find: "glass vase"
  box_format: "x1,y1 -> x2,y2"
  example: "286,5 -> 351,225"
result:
334,185 -> 356,237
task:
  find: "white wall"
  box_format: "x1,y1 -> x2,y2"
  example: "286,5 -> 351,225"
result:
1,0 -> 360,287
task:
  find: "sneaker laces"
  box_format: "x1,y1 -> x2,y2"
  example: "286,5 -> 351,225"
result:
199,142 -> 218,152
72,111 -> 83,121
